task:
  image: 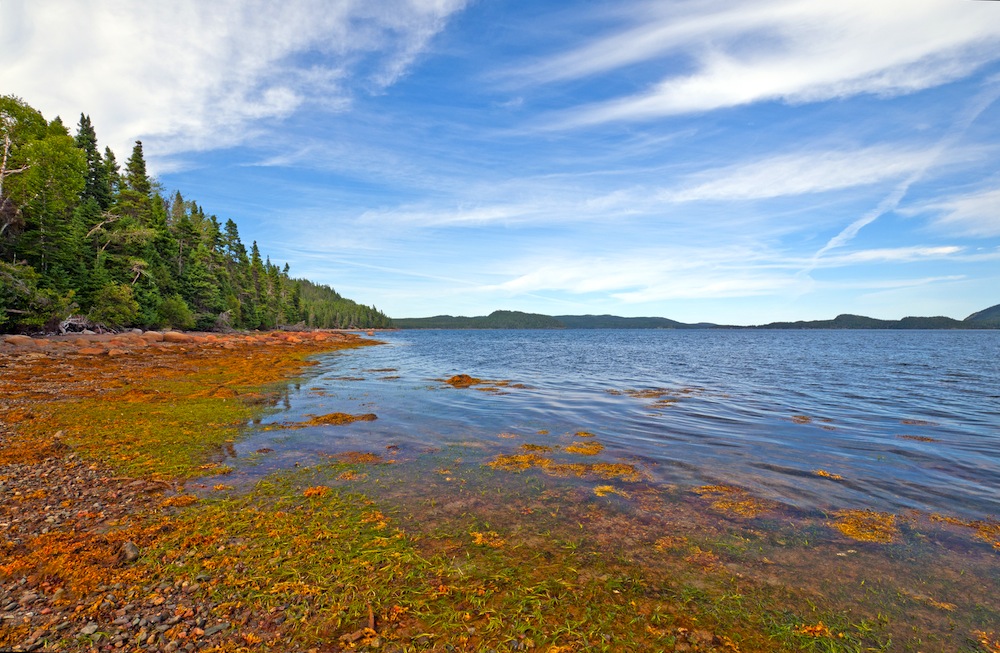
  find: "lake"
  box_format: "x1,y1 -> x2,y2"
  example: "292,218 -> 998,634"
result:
238,329 -> 1000,521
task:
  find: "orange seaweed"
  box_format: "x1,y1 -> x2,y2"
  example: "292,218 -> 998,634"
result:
831,509 -> 899,543
694,485 -> 774,518
565,441 -> 604,456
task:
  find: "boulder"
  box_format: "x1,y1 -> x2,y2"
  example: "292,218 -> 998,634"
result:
141,331 -> 165,342
3,335 -> 37,347
162,331 -> 192,343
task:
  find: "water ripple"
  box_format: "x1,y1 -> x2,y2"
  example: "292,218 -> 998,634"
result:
240,329 -> 1000,520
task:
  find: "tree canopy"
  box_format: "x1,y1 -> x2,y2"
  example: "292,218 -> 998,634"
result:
0,95 -> 391,333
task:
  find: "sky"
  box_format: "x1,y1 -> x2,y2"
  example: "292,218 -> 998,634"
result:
2,0 -> 1000,325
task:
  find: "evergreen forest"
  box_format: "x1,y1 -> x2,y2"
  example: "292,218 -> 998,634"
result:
0,96 -> 392,333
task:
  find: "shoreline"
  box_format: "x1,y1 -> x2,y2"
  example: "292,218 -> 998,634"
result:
2,331 -> 998,652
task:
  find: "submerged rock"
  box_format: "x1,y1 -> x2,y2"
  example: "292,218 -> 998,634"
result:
444,374 -> 483,388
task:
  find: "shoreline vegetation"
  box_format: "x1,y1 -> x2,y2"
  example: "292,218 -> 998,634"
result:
1,95 -> 391,336
3,330 -> 999,652
394,306 -> 1000,330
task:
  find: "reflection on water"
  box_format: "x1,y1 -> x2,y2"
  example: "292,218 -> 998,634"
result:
235,329 -> 1000,520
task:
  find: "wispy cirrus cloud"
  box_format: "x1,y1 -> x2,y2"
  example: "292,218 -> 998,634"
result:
922,187 -> 1000,238
0,0 -> 467,162
664,145 -> 949,202
351,141 -> 975,231
488,248 -> 786,300
816,246 -> 963,266
517,0 -> 1000,126
485,242 -> 970,305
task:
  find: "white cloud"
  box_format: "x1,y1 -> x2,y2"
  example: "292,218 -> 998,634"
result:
354,178 -> 658,227
0,0 -> 466,165
815,246 -> 963,266
489,246 -> 795,300
359,201 -> 541,227
665,145 -> 942,202
520,0 -> 1000,126
351,141 -> 972,232
481,241 -> 971,307
923,187 -> 1000,237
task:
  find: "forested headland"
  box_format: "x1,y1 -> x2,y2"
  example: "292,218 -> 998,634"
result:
395,307 -> 1000,329
1,95 -> 391,334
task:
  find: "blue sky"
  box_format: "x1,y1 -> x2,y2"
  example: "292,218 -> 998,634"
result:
3,0 -> 999,325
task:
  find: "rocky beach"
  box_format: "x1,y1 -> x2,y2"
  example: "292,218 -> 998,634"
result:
1,330 -> 383,652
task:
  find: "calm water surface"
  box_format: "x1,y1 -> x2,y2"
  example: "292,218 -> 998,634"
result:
239,330 -> 1000,520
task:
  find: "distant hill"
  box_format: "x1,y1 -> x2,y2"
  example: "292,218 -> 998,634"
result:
394,304 -> 1000,330
393,310 -> 563,329
757,314 -> 970,329
966,303 -> 1000,326
394,311 -> 709,329
555,314 -> 712,329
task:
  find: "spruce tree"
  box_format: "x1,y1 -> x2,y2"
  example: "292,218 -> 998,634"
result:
75,114 -> 111,209
125,140 -> 151,197
102,146 -> 120,197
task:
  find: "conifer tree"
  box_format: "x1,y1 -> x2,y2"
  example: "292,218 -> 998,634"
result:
102,146 -> 120,197
125,140 -> 151,197
75,114 -> 112,209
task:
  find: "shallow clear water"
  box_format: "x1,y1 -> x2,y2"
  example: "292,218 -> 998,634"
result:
239,329 -> 1000,520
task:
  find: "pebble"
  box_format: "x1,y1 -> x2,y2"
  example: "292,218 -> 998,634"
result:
121,541 -> 141,562
203,622 -> 230,637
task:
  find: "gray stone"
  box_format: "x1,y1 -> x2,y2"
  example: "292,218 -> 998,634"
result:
120,541 -> 140,562
202,622 -> 230,637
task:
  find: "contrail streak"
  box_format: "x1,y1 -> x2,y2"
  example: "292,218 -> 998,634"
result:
805,79 -> 1000,271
